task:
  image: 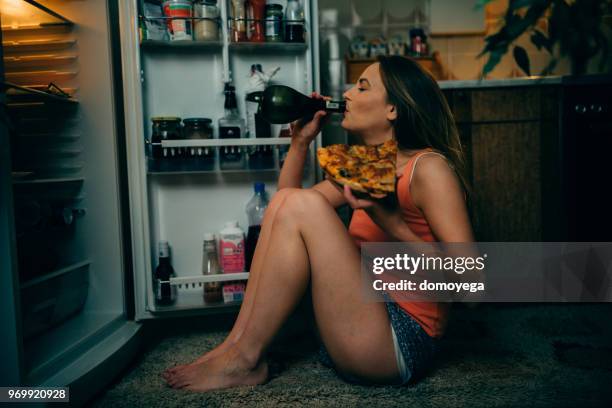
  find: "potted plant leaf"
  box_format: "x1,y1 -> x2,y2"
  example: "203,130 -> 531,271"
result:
477,0 -> 611,76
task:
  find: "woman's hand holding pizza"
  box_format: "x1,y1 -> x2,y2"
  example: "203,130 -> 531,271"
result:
343,185 -> 414,241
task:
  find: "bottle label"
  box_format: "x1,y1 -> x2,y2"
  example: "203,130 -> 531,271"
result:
326,101 -> 340,110
223,283 -> 245,302
219,126 -> 241,139
220,238 -> 245,272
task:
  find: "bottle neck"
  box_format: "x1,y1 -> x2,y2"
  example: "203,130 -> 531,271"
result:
224,92 -> 238,115
224,107 -> 239,118
159,256 -> 171,266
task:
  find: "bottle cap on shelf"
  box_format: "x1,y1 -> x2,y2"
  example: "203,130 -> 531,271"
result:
254,182 -> 265,193
224,220 -> 239,228
158,240 -> 170,257
203,233 -> 215,241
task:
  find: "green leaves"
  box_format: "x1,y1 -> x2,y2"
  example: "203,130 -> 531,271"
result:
513,46 -> 531,75
530,30 -> 552,53
478,0 -> 611,76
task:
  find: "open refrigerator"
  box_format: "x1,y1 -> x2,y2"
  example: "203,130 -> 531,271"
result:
0,0 -> 321,404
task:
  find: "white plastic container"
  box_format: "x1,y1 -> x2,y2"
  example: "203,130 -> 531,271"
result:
219,221 -> 246,303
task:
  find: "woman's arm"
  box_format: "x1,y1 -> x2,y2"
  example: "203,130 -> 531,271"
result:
277,140 -> 310,190
277,93 -> 328,190
276,94 -> 347,208
278,143 -> 347,208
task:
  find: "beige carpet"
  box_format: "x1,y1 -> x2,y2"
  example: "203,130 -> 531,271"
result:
92,304 -> 612,408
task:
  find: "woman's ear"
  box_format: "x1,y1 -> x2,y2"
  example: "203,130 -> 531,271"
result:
387,105 -> 398,122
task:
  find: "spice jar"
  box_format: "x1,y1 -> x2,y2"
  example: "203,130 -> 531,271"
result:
194,0 -> 219,41
265,4 -> 283,42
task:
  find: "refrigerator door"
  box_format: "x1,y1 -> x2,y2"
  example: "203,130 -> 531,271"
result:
1,0 -> 143,399
0,24 -> 24,387
117,0 -> 322,320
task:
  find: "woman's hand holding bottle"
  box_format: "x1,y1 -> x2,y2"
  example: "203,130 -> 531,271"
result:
289,92 -> 330,150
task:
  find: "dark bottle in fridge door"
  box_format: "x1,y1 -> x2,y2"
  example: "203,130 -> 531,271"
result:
245,182 -> 269,271
218,83 -> 246,170
154,240 -> 177,305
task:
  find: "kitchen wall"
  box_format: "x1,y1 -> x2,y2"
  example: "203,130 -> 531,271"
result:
319,0 -> 612,82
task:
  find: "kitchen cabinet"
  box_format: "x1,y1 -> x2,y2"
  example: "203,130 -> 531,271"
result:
443,85 -> 562,241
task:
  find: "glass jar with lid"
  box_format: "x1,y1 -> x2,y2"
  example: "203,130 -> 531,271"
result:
183,117 -> 215,170
265,4 -> 283,42
194,0 -> 220,41
151,117 -> 182,158
183,117 -> 213,139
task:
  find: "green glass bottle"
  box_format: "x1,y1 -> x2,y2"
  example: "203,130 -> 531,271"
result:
259,85 -> 345,124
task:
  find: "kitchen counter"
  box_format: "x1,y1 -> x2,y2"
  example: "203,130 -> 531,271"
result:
438,74 -> 612,89
437,76 -> 563,89
343,74 -> 612,91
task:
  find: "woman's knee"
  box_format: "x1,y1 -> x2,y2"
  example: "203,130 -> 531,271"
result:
278,189 -> 330,219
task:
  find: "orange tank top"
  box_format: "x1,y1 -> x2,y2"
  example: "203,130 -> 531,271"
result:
348,148 -> 451,338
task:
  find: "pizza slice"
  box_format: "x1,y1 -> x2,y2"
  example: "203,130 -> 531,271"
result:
317,139 -> 398,198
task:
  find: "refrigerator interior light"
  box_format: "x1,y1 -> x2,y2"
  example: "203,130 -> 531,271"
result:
0,0 -> 73,30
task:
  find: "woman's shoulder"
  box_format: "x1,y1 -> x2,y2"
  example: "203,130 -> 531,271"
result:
409,152 -> 461,208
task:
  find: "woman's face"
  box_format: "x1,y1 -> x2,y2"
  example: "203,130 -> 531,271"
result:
341,63 -> 397,144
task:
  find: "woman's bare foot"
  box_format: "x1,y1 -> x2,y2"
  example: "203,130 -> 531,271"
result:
162,337 -> 236,379
164,346 -> 268,392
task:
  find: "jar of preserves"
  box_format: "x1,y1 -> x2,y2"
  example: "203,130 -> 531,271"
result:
265,4 -> 283,42
194,0 -> 219,41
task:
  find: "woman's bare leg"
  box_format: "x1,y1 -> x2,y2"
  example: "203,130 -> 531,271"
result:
164,190 -> 400,391
163,189 -> 298,377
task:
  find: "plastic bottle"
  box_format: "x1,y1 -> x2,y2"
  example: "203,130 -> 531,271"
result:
219,221 -> 246,303
245,182 -> 269,270
202,233 -> 223,303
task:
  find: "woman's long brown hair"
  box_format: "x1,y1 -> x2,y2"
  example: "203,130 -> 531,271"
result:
377,55 -> 472,206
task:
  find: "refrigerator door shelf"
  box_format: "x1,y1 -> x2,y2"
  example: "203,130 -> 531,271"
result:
140,39 -> 223,50
159,138 -> 291,148
168,272 -> 249,288
228,42 -> 308,52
